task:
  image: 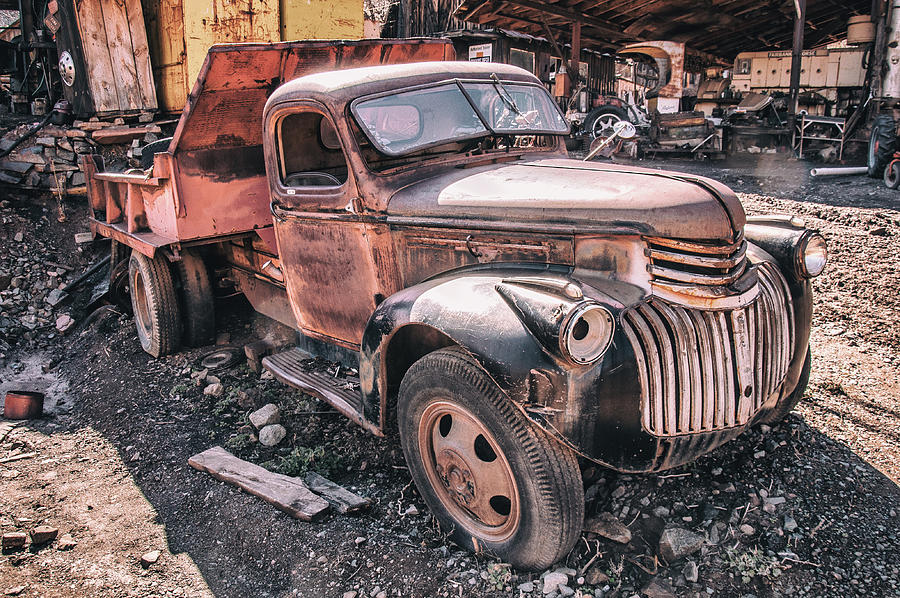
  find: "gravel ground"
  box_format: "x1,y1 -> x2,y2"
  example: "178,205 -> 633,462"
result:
0,155 -> 899,598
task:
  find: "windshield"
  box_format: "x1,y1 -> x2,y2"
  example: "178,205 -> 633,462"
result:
351,78 -> 568,156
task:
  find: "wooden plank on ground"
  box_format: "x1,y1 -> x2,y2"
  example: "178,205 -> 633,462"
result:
123,0 -> 157,110
92,126 -> 157,144
188,446 -> 329,521
99,0 -> 143,112
303,471 -> 372,514
74,0 -> 119,112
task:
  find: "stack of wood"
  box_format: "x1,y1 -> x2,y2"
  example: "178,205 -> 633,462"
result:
646,110 -> 724,158
0,113 -> 163,192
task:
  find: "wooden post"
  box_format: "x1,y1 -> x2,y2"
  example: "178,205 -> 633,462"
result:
570,21 -> 582,86
788,0 -> 807,132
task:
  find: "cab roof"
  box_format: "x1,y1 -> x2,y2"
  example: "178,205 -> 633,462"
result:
265,61 -> 543,111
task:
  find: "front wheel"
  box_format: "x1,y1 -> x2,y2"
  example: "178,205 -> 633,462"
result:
398,348 -> 584,570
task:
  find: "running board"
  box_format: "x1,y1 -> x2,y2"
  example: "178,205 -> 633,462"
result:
261,349 -> 382,436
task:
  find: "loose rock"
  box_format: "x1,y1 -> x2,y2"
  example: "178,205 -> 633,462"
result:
642,577 -> 676,598
140,549 -> 161,568
203,382 -> 224,397
56,534 -> 77,550
542,571 -> 568,594
658,527 -> 704,562
1,532 -> 26,551
584,512 -> 632,544
258,424 -> 287,447
249,403 -> 280,429
683,560 -> 699,583
30,525 -> 58,544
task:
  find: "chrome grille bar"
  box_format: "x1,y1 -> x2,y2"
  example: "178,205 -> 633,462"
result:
623,262 -> 794,437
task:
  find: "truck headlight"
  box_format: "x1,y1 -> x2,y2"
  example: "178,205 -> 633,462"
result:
796,232 -> 827,278
561,303 -> 615,364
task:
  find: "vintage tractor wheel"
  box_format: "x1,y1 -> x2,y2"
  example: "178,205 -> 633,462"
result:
129,251 -> 182,357
397,347 -> 583,570
867,114 -> 896,178
758,350 -> 811,424
584,105 -> 628,146
885,161 -> 900,190
174,249 -> 215,347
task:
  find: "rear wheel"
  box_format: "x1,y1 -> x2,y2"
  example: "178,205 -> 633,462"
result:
398,348 -> 583,570
129,251 -> 182,357
174,249 -> 215,347
867,114 -> 896,178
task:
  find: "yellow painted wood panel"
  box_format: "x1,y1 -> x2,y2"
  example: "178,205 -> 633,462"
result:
144,0 -> 188,112
280,0 -> 363,41
183,0 -> 280,94
75,0 -> 119,112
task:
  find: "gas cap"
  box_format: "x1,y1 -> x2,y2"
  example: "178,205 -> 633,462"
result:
59,51 -> 76,86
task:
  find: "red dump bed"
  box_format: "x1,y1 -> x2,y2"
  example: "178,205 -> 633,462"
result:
84,38 -> 454,256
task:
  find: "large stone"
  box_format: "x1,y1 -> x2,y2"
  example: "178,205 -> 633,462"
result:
682,560 -> 699,583
584,565 -> 609,586
249,403 -> 280,429
658,527 -> 704,562
542,571 -> 568,594
258,424 -> 286,447
55,314 -> 74,333
584,512 -> 632,544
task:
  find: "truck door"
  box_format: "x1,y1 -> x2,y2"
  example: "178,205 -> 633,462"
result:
266,103 -> 391,348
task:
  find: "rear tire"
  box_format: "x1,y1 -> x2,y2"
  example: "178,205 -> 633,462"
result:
129,251 -> 182,357
174,249 -> 215,347
868,114 -> 896,178
583,105 -> 629,149
398,347 -> 584,570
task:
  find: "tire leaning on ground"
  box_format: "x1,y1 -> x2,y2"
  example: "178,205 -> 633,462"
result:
884,161 -> 900,190
173,249 -> 215,347
758,350 -> 811,424
397,347 -> 584,570
129,250 -> 182,357
867,114 -> 896,178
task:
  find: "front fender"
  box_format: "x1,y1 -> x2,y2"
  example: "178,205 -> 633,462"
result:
358,264 -> 648,465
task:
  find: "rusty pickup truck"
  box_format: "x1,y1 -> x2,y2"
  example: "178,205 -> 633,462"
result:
83,39 -> 827,569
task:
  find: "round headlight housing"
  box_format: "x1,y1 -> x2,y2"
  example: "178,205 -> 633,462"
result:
796,232 -> 828,278
561,303 -> 615,364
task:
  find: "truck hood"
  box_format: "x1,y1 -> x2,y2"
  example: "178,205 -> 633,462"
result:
387,158 -> 745,241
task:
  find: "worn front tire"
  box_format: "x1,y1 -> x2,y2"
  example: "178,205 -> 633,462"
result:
398,347 -> 583,570
129,251 -> 182,357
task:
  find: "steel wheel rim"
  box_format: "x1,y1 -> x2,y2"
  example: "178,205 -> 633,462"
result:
592,113 -> 622,139
131,267 -> 152,339
418,400 -> 520,541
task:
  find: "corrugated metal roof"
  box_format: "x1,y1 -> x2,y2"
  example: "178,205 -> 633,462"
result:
453,0 -> 872,59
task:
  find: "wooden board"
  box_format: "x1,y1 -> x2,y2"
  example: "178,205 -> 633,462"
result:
303,471 -> 371,514
75,0 -> 119,113
100,0 -> 142,112
188,446 -> 330,521
124,0 -> 158,110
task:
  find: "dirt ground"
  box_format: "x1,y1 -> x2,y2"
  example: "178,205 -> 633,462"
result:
1,155 -> 899,598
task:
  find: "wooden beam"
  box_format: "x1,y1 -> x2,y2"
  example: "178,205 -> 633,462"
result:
500,0 -> 629,39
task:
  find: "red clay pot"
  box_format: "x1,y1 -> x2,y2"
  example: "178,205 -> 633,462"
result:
3,391 -> 44,419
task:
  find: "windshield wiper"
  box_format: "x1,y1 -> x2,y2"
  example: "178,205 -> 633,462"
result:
490,73 -> 524,116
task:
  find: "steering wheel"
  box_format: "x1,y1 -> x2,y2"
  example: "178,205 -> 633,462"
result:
283,172 -> 341,187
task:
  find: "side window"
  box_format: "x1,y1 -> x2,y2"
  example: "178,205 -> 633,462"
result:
277,112 -> 349,188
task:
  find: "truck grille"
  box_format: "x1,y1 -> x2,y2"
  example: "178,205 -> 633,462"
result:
646,235 -> 748,287
622,262 -> 794,436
